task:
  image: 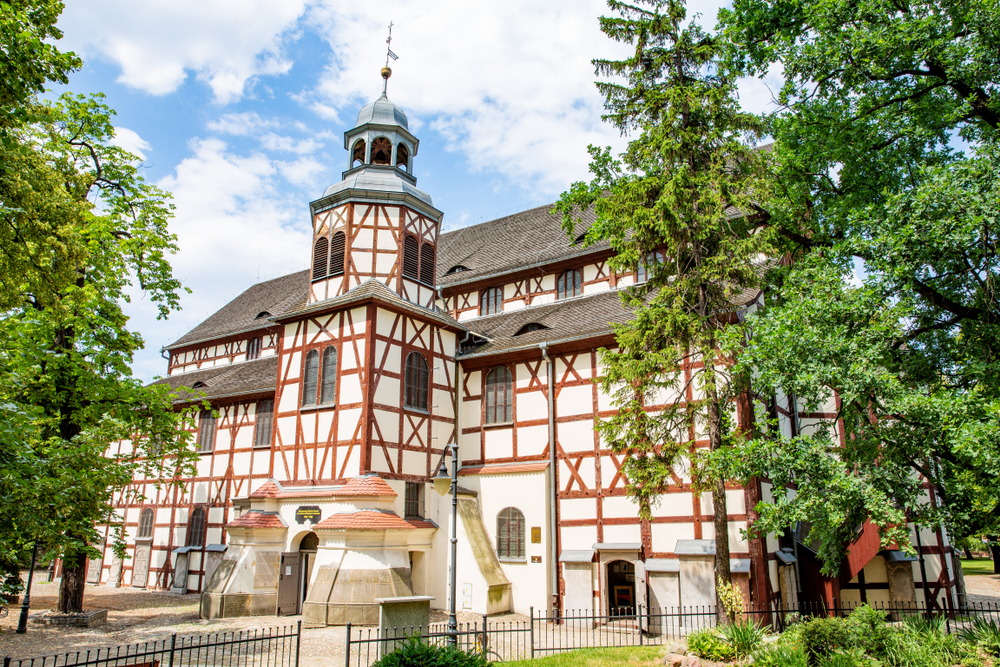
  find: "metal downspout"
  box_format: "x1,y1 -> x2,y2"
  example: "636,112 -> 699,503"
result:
539,343 -> 558,614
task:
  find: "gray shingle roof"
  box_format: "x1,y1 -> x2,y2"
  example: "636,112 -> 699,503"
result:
152,356 -> 279,402
437,203 -> 605,288
167,270 -> 310,349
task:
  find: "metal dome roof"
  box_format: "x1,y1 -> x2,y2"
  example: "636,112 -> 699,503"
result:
355,93 -> 408,130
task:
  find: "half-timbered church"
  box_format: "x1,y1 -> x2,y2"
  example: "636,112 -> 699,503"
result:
91,69 -> 961,625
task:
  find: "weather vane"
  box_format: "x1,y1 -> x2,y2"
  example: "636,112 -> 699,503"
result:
385,21 -> 398,66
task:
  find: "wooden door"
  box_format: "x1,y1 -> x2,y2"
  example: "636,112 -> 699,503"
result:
132,544 -> 151,588
277,552 -> 300,616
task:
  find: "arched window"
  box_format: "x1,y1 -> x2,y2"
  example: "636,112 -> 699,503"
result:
556,269 -> 582,299
372,137 -> 392,164
254,399 -> 273,448
480,286 -> 502,316
321,346 -> 337,404
402,235 -> 420,279
496,507 -> 525,560
485,366 -> 513,424
636,250 -> 665,283
137,508 -> 154,539
246,336 -> 261,360
352,139 -> 366,167
313,236 -> 329,280
420,243 -> 435,285
197,410 -> 216,453
396,143 -> 409,171
302,350 -> 319,406
515,323 -> 548,336
187,507 -> 206,548
404,352 -> 429,411
330,231 -> 346,276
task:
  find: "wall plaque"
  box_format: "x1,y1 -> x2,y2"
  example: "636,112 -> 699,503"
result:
254,551 -> 279,588
295,506 -> 322,525
531,526 -> 541,543
531,556 -> 542,563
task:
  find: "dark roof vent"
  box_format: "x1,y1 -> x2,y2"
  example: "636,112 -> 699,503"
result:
445,265 -> 470,275
191,381 -> 207,389
573,232 -> 587,245
255,311 -> 271,319
515,323 -> 549,336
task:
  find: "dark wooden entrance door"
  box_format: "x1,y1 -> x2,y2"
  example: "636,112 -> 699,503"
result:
277,552 -> 300,616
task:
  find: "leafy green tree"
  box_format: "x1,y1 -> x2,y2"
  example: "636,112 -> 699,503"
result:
0,1 -> 198,611
557,0 -> 773,620
715,0 -> 1000,573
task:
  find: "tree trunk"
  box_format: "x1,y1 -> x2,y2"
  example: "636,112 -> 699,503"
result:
952,552 -> 968,610
991,542 -> 1000,574
706,383 -> 732,625
57,546 -> 86,613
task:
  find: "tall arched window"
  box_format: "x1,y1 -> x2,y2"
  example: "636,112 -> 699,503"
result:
556,269 -> 582,299
312,236 -> 329,281
321,346 -> 338,404
197,410 -> 216,453
137,508 -> 154,539
254,399 -> 273,448
636,250 -> 665,283
330,231 -> 346,276
497,507 -> 525,560
372,137 -> 392,164
485,366 -> 513,424
404,352 -> 429,410
420,243 -> 435,285
187,507 -> 206,548
402,235 -> 420,279
352,139 -> 366,167
396,143 -> 409,171
302,350 -> 319,406
480,286 -> 502,316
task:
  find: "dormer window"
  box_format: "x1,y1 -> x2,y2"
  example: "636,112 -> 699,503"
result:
372,137 -> 392,165
446,265 -> 469,275
396,143 -> 409,171
573,232 -> 588,245
515,323 -> 548,336
352,139 -> 366,168
255,311 -> 271,319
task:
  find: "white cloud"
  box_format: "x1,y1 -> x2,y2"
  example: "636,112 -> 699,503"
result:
206,112 -> 281,136
60,0 -> 310,103
277,156 -> 329,186
259,133 -> 323,155
111,127 -> 151,159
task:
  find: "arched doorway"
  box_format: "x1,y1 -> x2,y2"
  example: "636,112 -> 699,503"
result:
606,560 -> 636,616
299,532 -> 318,607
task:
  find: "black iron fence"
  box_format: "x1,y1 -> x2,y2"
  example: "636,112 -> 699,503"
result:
3,623 -> 301,667
344,601 -> 1000,666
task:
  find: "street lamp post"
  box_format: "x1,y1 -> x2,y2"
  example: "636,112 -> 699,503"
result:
16,540 -> 39,634
433,442 -> 459,647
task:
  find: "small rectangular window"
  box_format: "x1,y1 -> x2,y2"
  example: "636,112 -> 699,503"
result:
404,483 -> 424,519
197,410 -> 216,453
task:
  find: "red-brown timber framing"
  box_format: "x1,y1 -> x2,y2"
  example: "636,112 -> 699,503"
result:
168,329 -> 280,373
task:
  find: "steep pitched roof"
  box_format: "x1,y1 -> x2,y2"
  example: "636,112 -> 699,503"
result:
436,203 -> 604,288
167,270 -> 309,349
151,356 -> 278,402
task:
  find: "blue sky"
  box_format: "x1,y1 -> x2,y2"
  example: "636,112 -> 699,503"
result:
55,0 -> 774,381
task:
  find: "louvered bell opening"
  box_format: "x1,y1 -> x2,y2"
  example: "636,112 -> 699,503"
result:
313,237 -> 329,281
403,235 -> 420,279
329,231 -> 346,276
419,244 -> 435,285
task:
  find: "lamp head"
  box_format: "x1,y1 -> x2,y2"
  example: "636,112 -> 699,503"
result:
433,456 -> 451,497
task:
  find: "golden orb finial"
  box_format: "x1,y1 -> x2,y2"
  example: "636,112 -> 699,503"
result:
381,66 -> 392,79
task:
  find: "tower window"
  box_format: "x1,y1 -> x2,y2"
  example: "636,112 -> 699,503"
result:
420,243 -> 435,285
372,137 -> 392,165
313,236 -> 329,281
480,286 -> 502,316
403,235 -> 420,279
404,352 -> 429,411
330,231 -> 346,277
485,365 -> 513,424
556,269 -> 582,299
302,350 -> 319,407
497,507 -> 525,560
397,143 -> 409,171
321,346 -> 338,404
137,508 -> 154,539
246,337 -> 261,360
254,399 -> 273,448
197,410 -> 216,453
352,139 -> 366,168
186,507 -> 206,548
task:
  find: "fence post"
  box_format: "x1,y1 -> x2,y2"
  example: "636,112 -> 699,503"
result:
4,655 -> 11,667
638,604 -> 643,645
168,633 -> 177,667
481,614 -> 488,657
529,606 -> 535,661
295,620 -> 302,667
344,622 -> 352,667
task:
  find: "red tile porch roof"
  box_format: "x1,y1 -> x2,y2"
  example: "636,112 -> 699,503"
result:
315,510 -> 414,531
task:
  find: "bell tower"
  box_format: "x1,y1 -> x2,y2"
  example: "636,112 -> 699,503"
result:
308,68 -> 443,308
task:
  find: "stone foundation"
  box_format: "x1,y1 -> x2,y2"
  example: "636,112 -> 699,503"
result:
200,592 -> 278,619
32,609 -> 107,627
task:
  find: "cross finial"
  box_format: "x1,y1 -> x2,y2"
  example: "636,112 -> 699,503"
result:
385,21 -> 397,67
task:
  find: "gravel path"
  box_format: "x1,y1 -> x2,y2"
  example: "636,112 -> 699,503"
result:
965,573 -> 1000,605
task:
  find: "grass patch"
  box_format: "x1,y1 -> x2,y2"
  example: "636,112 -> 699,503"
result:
501,646 -> 665,666
961,558 -> 997,576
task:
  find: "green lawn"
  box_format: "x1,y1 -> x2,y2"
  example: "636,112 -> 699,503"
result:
961,558 -> 997,576
502,646 -> 665,666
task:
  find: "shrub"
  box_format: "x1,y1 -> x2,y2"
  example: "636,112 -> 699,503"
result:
960,617 -> 1000,657
720,619 -> 768,658
752,642 -> 809,667
799,617 -> 852,665
372,637 -> 490,667
817,648 -> 876,667
686,627 -> 735,662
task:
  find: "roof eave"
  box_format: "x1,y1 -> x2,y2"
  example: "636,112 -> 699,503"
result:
310,187 -> 442,221
438,245 -> 613,293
